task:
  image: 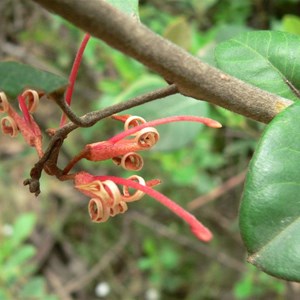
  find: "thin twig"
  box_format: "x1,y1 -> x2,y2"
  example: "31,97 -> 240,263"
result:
50,83 -> 178,127
188,170 -> 247,210
285,79 -> 300,99
24,136 -> 65,196
44,268 -> 73,300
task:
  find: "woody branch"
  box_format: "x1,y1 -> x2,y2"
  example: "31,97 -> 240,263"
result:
31,0 -> 292,124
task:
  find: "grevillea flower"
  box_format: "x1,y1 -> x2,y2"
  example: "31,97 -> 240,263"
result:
75,171 -> 160,223
59,34 -> 221,242
63,115 -> 221,174
63,115 -> 160,174
0,90 -> 43,157
71,114 -> 222,242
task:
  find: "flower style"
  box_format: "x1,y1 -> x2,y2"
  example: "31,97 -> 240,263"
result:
60,33 -> 91,127
0,90 -> 43,157
70,114 -> 222,242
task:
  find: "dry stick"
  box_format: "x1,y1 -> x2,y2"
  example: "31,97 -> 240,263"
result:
64,220 -> 130,293
129,211 -> 245,272
44,268 -> 73,300
65,211 -> 244,294
32,0 -> 292,124
188,170 -> 247,211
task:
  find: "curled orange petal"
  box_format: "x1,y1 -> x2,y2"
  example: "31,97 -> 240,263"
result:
0,92 -> 10,113
88,198 -> 110,223
135,127 -> 159,148
21,89 -> 40,113
1,116 -> 19,137
124,115 -> 146,131
101,180 -> 122,207
76,180 -> 111,202
122,175 -> 146,202
109,201 -> 128,217
113,152 -> 144,171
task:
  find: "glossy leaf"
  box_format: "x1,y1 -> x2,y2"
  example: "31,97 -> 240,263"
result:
0,61 -> 68,98
240,102 -> 300,281
215,31 -> 300,101
105,0 -> 139,19
112,75 -> 209,151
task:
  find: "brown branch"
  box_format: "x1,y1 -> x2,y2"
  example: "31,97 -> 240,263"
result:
44,268 -> 73,300
50,84 -> 178,127
31,0 -> 292,123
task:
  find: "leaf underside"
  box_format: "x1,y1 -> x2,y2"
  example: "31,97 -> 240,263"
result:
0,61 -> 68,99
215,31 -> 300,102
240,102 -> 300,282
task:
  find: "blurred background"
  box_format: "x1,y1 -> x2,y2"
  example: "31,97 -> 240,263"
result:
1,0 -> 300,299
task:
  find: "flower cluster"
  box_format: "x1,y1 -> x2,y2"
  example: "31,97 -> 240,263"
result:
75,171 -> 160,223
62,115 -> 160,174
1,34 -> 222,243
0,90 -> 43,157
70,114 -> 222,242
0,88 -> 222,242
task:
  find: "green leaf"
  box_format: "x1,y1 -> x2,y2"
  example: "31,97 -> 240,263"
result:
112,75 -> 210,151
0,290 -> 8,300
0,61 -> 68,98
215,31 -> 300,101
11,213 -> 37,247
160,246 -> 179,270
5,245 -> 36,270
20,277 -> 46,298
105,0 -> 139,19
240,102 -> 300,281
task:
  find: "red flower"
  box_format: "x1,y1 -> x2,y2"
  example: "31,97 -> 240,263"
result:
70,114 -> 222,242
0,90 -> 43,157
75,171 -> 212,242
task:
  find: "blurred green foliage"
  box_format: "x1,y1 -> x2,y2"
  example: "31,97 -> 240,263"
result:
0,214 -> 58,300
282,14 -> 300,35
234,265 -> 286,299
1,0 -> 300,299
